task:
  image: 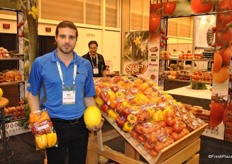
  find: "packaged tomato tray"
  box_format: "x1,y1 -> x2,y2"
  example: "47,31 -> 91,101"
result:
29,109 -> 58,150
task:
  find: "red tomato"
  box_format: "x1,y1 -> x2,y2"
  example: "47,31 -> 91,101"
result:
137,135 -> 147,143
150,3 -> 162,12
209,100 -> 226,127
158,120 -> 167,127
149,13 -> 161,32
144,141 -> 153,150
150,149 -> 158,157
165,117 -> 176,127
173,122 -> 183,133
131,130 -> 139,139
163,2 -> 176,16
217,12 -> 232,25
154,142 -> 164,152
221,27 -> 232,44
171,132 -> 180,141
191,0 -> 213,13
219,46 -> 231,66
218,0 -> 232,10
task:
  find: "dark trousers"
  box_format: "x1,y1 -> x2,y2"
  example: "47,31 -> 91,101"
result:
46,117 -> 89,164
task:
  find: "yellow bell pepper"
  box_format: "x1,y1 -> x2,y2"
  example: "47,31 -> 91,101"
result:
108,109 -> 119,120
152,110 -> 164,122
47,132 -> 57,147
122,121 -> 133,132
35,134 -> 47,149
127,114 -> 137,124
146,107 -> 155,118
95,96 -> 104,106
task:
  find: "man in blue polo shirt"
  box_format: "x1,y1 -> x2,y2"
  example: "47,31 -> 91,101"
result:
27,20 -> 101,164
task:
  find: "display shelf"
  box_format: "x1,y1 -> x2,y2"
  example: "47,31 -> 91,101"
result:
86,111 -> 208,164
0,57 -> 23,61
160,58 -> 213,62
162,78 -> 212,85
166,85 -> 212,100
0,81 -> 24,86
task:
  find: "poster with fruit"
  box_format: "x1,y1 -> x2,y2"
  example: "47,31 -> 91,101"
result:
122,31 -> 160,84
201,1 -> 232,140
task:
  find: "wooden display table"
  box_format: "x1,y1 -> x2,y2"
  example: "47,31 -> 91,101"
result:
0,97 -> 9,164
86,113 -> 207,164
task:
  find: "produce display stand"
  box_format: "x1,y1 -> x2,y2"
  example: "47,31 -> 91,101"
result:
86,112 -> 208,164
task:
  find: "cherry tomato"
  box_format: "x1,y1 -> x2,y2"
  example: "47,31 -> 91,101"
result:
191,0 -> 213,13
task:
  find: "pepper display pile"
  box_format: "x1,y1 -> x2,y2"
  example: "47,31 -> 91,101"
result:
94,76 -> 206,157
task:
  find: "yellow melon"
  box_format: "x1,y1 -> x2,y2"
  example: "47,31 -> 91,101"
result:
84,106 -> 102,129
0,88 -> 3,99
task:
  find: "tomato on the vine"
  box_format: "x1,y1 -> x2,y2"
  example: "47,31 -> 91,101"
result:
149,13 -> 161,32
218,0 -> 232,10
191,0 -> 213,13
217,12 -> 232,25
163,2 -> 176,16
150,3 -> 162,12
209,97 -> 227,127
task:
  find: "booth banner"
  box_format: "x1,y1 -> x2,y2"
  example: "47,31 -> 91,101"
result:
192,14 -> 226,140
122,31 -> 160,84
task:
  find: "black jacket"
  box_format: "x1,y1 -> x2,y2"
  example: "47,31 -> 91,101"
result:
82,53 -> 106,77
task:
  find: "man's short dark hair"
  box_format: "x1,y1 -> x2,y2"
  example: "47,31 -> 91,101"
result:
55,20 -> 78,37
88,40 -> 98,47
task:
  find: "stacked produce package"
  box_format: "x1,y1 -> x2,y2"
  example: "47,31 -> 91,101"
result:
94,76 -> 206,157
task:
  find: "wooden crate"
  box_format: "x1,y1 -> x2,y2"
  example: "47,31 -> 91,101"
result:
86,113 -> 207,164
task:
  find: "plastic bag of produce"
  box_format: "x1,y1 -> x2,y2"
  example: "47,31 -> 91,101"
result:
29,109 -> 58,150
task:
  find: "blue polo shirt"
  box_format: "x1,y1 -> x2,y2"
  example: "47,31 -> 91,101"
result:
27,49 -> 96,120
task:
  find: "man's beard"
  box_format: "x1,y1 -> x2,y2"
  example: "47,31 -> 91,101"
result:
58,45 -> 74,54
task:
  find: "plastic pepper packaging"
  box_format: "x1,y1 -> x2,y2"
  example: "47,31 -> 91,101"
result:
30,109 -> 58,150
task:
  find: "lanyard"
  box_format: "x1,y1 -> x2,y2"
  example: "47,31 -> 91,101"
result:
56,61 -> 77,86
90,54 -> 98,67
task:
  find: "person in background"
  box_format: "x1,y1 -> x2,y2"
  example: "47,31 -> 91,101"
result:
82,40 -> 106,77
27,20 -> 102,164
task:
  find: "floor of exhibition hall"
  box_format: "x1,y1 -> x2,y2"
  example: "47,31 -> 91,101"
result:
2,81 -> 232,164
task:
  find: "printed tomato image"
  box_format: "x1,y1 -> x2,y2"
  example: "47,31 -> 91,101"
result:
213,66 -> 230,84
150,3 -> 162,12
191,0 -> 213,13
149,13 -> 161,32
219,46 -> 231,66
163,2 -> 176,16
218,0 -> 232,10
213,51 -> 223,73
209,98 -> 227,127
217,11 -> 232,25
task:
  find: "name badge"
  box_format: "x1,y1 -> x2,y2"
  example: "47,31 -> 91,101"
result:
93,67 -> 99,74
62,86 -> 76,105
